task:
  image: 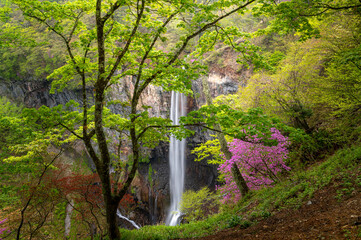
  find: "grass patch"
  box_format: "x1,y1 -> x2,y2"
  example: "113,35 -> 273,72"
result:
119,213 -> 234,240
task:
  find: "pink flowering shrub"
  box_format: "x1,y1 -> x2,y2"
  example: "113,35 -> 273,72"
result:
218,128 -> 290,203
0,218 -> 9,240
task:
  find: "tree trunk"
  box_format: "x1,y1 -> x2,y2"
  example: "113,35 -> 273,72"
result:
105,196 -> 121,240
202,77 -> 250,198
64,199 -> 74,239
230,163 -> 250,197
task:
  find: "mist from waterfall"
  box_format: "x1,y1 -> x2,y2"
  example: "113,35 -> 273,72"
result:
166,91 -> 186,226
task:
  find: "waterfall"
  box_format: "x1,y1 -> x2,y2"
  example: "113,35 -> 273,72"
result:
166,91 -> 187,226
116,210 -> 141,229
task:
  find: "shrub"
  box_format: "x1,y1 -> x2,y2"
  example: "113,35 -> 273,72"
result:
0,218 -> 8,240
218,128 -> 291,203
180,187 -> 219,222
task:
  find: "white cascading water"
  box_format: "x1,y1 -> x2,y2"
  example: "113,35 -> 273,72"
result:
116,209 -> 141,229
166,91 -> 187,226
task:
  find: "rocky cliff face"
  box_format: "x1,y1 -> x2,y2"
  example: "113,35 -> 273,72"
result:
0,73 -> 240,225
0,79 -> 92,108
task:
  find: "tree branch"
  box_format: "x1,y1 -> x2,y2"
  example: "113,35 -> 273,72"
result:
134,0 -> 256,102
102,0 -> 125,24
104,0 -> 146,85
21,9 -> 85,77
68,11 -> 83,42
135,123 -> 224,141
58,123 -> 84,140
16,148 -> 64,240
134,7 -> 182,96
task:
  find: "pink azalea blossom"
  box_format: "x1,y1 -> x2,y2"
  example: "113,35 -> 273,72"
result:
0,218 -> 9,240
218,128 -> 290,203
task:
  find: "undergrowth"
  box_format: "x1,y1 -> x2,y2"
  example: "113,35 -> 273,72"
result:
119,145 -> 361,240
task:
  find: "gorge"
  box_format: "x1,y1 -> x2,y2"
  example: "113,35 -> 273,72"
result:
0,72 -> 240,227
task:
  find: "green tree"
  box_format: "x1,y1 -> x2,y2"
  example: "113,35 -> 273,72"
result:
8,0 -> 271,238
237,41 -> 321,132
0,101 -> 71,239
312,10 -> 361,142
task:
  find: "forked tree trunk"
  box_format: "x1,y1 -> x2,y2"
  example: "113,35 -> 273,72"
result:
202,77 -> 250,198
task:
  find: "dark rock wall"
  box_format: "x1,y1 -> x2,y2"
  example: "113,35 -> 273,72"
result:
0,79 -> 93,108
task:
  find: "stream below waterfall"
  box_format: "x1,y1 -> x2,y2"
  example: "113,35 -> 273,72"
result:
116,210 -> 141,229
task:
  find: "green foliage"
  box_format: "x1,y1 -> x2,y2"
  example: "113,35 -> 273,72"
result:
215,7 -> 361,164
184,105 -> 277,144
226,215 -> 241,228
148,164 -> 154,189
0,97 -> 23,116
119,212 -> 233,240
180,187 -> 219,223
192,136 -> 224,165
184,103 -> 306,152
0,0 -> 66,80
335,172 -> 360,201
311,12 -> 361,143
238,8 -> 361,147
245,145 -> 361,213
5,0 -> 310,238
0,97 -> 75,238
287,130 -> 335,167
225,214 -> 251,228
264,50 -> 286,72
237,40 -> 321,129
0,98 -> 32,207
